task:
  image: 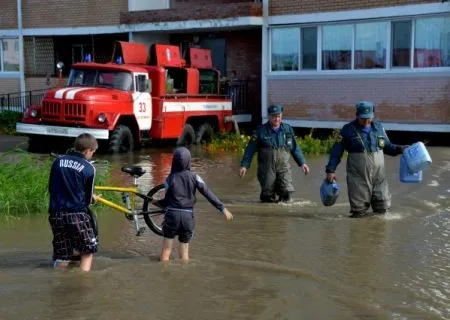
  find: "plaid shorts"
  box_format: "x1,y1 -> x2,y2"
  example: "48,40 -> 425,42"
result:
49,211 -> 98,261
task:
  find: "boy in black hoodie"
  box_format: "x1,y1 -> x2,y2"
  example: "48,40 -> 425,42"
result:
153,147 -> 233,262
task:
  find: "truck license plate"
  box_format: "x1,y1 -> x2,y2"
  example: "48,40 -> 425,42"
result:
47,127 -> 68,135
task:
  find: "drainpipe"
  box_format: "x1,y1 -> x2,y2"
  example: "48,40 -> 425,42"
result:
261,0 -> 268,124
17,0 -> 25,104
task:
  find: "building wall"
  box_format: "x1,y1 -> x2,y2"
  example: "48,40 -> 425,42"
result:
0,78 -> 20,95
0,2 -> 18,29
269,0 -> 440,15
267,75 -> 450,124
22,0 -> 127,28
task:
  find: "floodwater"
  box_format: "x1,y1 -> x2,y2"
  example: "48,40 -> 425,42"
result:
1,145 -> 449,320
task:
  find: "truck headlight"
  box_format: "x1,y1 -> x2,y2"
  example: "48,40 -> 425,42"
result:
97,113 -> 106,123
30,109 -> 38,117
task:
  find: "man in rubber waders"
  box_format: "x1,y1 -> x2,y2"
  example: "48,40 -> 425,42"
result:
325,101 -> 407,217
239,105 -> 310,203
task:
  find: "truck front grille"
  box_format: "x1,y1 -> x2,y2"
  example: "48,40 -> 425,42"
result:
64,103 -> 87,120
42,102 -> 61,119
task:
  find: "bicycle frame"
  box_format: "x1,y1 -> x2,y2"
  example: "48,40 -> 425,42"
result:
94,177 -> 152,236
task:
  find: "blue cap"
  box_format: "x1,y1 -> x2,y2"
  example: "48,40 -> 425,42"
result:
356,101 -> 374,119
268,104 -> 283,115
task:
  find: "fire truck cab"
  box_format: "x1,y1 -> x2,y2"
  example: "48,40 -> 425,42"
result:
16,41 -> 234,153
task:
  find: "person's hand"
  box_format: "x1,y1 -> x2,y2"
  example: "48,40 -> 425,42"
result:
222,208 -> 233,221
93,194 -> 100,202
327,173 -> 336,182
301,164 -> 310,175
239,167 -> 247,177
398,145 -> 408,154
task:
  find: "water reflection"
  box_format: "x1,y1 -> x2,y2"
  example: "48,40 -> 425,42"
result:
0,146 -> 449,319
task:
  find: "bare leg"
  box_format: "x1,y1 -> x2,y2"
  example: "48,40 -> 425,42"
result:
80,253 -> 93,272
178,243 -> 189,261
160,238 -> 173,262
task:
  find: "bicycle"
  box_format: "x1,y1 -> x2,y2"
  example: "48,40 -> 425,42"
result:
94,165 -> 166,237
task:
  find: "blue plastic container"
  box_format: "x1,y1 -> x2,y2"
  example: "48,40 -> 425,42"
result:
403,142 -> 432,173
320,179 -> 340,206
399,155 -> 422,183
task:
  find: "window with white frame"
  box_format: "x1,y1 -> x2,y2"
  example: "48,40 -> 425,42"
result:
355,22 -> 388,69
270,15 -> 450,72
392,20 -> 412,67
414,17 -> 450,67
1,38 -> 19,72
270,27 -> 318,71
322,24 -> 352,70
271,27 -> 300,71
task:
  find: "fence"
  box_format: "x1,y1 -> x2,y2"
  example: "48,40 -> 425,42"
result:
0,89 -> 47,113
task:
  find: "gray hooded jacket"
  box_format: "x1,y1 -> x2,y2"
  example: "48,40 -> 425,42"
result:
160,147 -> 224,213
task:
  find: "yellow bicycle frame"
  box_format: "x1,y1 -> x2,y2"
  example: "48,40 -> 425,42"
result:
94,186 -> 139,215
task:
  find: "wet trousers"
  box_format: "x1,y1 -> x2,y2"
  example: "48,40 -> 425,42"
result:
346,150 -> 391,215
257,148 -> 294,202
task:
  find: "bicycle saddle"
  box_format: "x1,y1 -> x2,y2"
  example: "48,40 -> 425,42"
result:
121,166 -> 146,177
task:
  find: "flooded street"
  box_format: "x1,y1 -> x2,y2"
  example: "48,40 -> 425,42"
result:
1,145 -> 449,320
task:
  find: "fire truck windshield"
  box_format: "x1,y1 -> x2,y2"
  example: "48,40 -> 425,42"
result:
68,68 -> 133,91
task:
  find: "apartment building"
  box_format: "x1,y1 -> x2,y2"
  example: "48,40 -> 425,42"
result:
264,0 -> 450,132
0,0 -> 262,121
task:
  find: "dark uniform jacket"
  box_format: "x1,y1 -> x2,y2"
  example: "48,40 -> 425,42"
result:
240,122 -> 306,168
326,120 -> 402,173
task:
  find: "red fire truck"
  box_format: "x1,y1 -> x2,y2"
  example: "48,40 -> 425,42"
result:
16,41 -> 234,152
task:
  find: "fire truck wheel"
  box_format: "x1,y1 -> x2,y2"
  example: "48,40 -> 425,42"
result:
108,125 -> 134,153
176,124 -> 195,146
195,123 -> 214,144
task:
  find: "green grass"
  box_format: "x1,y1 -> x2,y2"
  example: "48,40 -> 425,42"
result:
204,129 -> 339,155
0,150 -> 112,218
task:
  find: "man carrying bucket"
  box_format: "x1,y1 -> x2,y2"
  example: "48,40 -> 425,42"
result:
324,101 -> 407,217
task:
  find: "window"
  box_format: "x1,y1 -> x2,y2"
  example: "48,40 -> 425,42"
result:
301,27 -> 317,69
322,24 -> 352,70
271,27 -> 299,71
355,22 -> 388,69
270,15 -> 450,73
2,39 -> 19,72
136,74 -> 150,93
414,17 -> 450,67
392,21 -> 412,67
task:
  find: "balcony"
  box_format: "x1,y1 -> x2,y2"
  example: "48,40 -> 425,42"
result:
120,1 -> 262,25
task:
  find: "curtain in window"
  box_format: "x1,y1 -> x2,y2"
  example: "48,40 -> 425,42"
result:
415,17 -> 450,67
322,24 -> 352,70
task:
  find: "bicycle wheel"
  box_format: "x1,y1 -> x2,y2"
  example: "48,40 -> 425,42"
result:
142,184 -> 166,236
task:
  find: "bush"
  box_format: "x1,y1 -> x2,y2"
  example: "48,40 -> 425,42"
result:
0,111 -> 22,135
204,129 -> 338,155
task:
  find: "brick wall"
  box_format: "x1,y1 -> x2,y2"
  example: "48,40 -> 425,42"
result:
22,0 -> 127,28
0,2 -> 18,29
121,2 -> 262,24
268,76 -> 450,124
270,0 -> 440,15
226,30 -> 261,79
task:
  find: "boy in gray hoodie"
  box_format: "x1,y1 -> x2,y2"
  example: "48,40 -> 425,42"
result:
154,147 -> 233,262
